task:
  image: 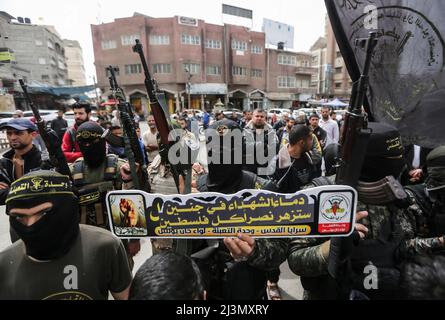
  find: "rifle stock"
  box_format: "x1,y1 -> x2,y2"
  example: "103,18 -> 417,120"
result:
18,79 -> 72,179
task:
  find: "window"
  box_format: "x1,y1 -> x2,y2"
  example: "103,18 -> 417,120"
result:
35,40 -> 43,46
149,35 -> 170,45
124,64 -> 142,75
181,34 -> 201,45
251,45 -> 263,54
278,76 -> 296,88
251,69 -> 263,78
50,57 -> 57,66
183,63 -> 201,75
296,79 -> 310,88
47,40 -> 54,49
232,40 -> 247,51
335,82 -> 342,88
58,58 -> 65,70
101,40 -> 117,50
278,55 -> 296,66
38,57 -> 46,65
153,64 -> 171,74
41,75 -> 50,81
336,51 -> 342,58
205,39 -> 222,49
121,34 -> 140,46
232,66 -> 247,76
335,67 -> 343,74
206,65 -> 222,76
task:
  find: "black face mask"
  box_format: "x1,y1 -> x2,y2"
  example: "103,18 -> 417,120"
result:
8,195 -> 80,261
79,140 -> 106,168
360,157 -> 407,182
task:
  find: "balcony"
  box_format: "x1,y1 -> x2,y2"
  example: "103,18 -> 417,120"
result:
295,66 -> 317,75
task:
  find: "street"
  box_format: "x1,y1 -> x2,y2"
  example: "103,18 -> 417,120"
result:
0,205 -> 303,300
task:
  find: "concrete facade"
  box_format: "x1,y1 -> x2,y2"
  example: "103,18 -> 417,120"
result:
64,39 -> 86,86
91,13 -> 316,114
6,20 -> 68,86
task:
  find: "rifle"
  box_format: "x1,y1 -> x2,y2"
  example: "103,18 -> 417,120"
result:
132,39 -> 188,193
133,39 -> 197,255
105,66 -> 151,192
18,79 -> 72,179
328,32 -> 378,286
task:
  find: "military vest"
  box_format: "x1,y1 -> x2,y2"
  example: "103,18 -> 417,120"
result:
72,155 -> 121,229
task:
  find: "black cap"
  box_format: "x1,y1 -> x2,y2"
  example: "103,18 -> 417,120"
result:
76,121 -> 104,141
366,122 -> 403,158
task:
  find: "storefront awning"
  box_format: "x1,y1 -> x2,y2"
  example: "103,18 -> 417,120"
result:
190,83 -> 227,95
266,93 -> 295,101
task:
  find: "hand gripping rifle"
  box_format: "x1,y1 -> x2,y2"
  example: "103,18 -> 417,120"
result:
133,39 -> 197,255
328,32 -> 379,287
105,66 -> 151,192
19,79 -> 72,179
132,39 -> 185,193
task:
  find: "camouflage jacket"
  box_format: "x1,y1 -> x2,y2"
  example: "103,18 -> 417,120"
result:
288,179 -> 444,278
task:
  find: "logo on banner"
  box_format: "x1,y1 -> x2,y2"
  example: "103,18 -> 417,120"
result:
320,194 -> 349,221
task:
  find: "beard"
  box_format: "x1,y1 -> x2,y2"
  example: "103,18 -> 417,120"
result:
10,141 -> 28,150
75,118 -> 88,127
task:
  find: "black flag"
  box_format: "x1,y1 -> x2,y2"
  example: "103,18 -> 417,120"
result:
325,0 -> 445,148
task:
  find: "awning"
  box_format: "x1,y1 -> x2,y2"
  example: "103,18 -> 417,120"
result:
25,81 -> 96,97
266,93 -> 295,101
190,83 -> 227,95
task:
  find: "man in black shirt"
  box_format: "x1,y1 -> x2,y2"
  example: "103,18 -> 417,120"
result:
271,125 -> 317,193
50,110 -> 68,142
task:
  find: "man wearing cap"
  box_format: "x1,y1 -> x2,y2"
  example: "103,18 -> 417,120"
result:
0,118 -> 43,205
0,170 -> 132,300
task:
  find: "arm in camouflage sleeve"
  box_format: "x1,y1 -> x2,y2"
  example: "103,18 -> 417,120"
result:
287,238 -> 330,277
404,237 -> 445,256
246,238 -> 289,271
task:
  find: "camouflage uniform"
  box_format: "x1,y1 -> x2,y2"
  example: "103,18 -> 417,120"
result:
288,189 -> 444,300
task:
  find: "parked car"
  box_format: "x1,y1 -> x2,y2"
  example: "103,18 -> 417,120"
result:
267,108 -> 291,119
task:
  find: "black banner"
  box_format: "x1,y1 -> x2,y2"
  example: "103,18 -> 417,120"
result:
325,0 -> 445,148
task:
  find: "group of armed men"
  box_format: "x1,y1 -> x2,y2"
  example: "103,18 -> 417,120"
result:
0,102 -> 444,300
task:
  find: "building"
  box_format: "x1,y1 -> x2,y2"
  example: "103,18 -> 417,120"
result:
64,39 -> 86,86
91,13 -> 316,114
326,17 -> 352,100
6,17 -> 68,86
310,37 -> 329,97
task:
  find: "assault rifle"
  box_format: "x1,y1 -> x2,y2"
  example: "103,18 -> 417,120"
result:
133,39 -> 190,193
105,66 -> 151,192
19,79 -> 72,179
133,39 -> 197,255
328,32 -> 379,285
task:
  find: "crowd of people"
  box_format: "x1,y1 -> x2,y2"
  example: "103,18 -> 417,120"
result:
0,101 -> 444,301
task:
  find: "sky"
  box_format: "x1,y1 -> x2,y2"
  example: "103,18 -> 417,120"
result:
1,0 -> 327,85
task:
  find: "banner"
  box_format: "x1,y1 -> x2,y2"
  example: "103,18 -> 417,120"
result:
222,4 -> 253,19
106,186 -> 357,239
325,0 -> 445,148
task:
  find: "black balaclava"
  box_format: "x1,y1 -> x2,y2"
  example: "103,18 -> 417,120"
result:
77,121 -> 106,168
360,123 -> 406,182
324,143 -> 340,176
206,119 -> 244,193
6,171 -> 80,261
426,146 -> 445,212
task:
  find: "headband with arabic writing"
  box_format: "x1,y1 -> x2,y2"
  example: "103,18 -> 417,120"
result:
76,130 -> 103,141
6,173 -> 74,204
